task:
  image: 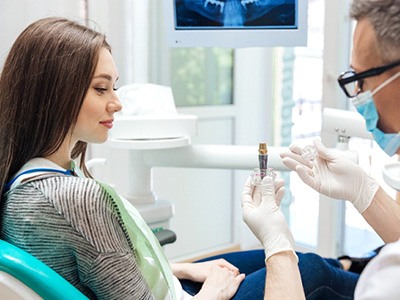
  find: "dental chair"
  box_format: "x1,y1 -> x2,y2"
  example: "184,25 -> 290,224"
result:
0,240 -> 88,299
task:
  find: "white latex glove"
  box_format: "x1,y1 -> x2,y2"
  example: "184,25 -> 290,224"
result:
242,176 -> 296,261
251,177 -> 285,206
280,137 -> 379,213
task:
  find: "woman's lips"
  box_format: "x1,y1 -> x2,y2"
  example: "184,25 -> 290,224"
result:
100,120 -> 113,129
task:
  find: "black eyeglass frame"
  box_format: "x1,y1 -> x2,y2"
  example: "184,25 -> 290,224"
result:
337,59 -> 400,98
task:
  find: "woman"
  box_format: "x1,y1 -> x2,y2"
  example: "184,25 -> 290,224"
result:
0,17 -> 246,299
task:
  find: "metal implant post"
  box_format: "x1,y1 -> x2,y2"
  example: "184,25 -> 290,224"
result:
258,143 -> 268,179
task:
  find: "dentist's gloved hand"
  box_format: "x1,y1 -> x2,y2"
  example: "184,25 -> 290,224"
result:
280,137 -> 379,213
242,176 -> 296,261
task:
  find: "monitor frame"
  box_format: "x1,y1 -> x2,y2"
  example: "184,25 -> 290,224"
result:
163,0 -> 308,48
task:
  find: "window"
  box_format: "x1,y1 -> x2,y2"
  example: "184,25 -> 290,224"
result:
276,0 -> 325,249
170,48 -> 234,107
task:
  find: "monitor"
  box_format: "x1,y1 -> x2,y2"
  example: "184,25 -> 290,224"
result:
163,0 -> 308,48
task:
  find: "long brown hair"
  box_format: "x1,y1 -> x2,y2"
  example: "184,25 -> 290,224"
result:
0,17 -> 111,195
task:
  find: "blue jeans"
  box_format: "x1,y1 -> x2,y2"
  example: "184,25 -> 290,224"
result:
180,250 -> 359,300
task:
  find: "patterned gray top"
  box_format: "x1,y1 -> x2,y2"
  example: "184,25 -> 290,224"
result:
1,174 -> 155,300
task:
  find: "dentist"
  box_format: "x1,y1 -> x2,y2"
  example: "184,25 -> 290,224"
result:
242,0 -> 400,299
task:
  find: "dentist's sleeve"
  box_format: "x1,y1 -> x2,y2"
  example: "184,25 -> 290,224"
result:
355,240 -> 400,300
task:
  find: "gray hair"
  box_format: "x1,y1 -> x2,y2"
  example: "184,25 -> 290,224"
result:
350,0 -> 400,62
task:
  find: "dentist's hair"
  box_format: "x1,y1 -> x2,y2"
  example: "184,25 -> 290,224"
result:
0,17 -> 111,195
350,0 -> 400,63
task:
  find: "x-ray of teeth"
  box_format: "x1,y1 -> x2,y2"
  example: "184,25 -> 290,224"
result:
177,0 -> 295,28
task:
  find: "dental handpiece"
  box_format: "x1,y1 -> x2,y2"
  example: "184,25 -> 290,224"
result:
258,143 -> 268,179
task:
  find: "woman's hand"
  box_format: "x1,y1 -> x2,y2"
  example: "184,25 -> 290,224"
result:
171,259 -> 240,282
194,265 -> 245,300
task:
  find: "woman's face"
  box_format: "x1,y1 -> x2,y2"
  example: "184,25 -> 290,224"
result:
73,48 -> 122,144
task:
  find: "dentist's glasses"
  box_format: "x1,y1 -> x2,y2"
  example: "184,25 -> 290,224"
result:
337,59 -> 400,98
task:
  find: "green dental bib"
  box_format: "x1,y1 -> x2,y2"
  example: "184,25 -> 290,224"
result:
72,164 -> 176,300
97,181 -> 176,300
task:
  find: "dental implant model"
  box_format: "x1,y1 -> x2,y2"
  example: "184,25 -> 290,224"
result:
251,143 -> 275,189
258,143 -> 268,179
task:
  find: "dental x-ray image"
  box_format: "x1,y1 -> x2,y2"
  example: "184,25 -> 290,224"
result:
175,0 -> 296,28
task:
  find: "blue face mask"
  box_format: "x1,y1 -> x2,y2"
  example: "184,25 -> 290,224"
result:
352,71 -> 400,156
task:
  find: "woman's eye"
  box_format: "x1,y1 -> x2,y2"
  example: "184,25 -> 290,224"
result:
95,87 -> 108,93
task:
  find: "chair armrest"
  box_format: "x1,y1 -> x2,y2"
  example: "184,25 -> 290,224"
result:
154,229 -> 177,246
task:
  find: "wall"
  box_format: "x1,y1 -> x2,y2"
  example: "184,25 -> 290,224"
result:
0,0 -> 85,68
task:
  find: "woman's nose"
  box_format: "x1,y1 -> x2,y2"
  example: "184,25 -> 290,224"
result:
108,94 -> 123,113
